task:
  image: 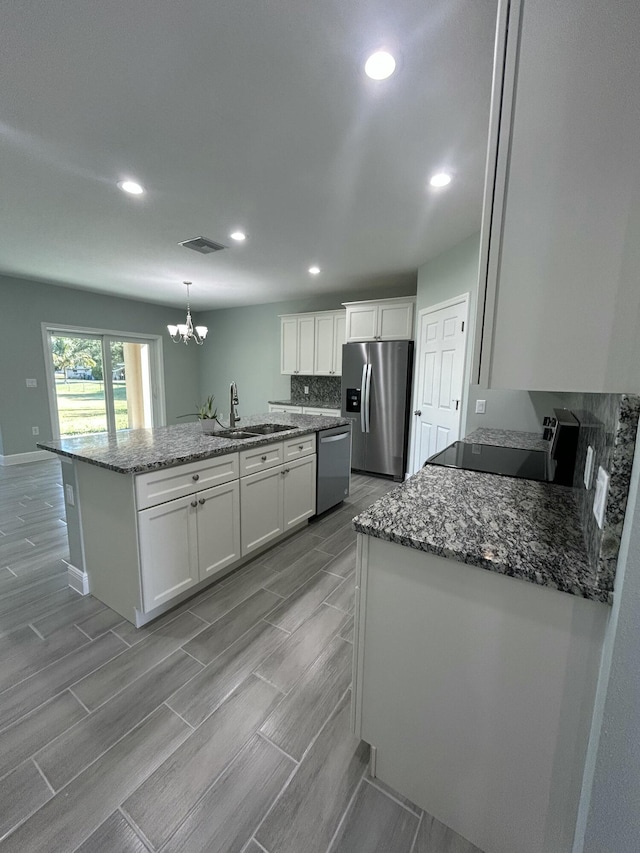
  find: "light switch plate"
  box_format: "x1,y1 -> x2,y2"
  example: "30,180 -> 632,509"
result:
475,399 -> 486,414
592,466 -> 610,529
65,484 -> 75,507
584,445 -> 594,489
26,378 -> 37,388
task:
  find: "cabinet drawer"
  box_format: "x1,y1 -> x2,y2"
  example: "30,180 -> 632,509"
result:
239,441 -> 284,475
135,453 -> 240,510
283,433 -> 316,461
302,407 -> 341,417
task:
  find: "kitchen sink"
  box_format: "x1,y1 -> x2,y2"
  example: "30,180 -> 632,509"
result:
214,429 -> 260,440
244,423 -> 293,435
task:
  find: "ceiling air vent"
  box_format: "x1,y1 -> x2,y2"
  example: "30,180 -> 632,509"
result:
179,236 -> 227,254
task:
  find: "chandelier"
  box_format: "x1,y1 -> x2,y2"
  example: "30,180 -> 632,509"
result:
167,282 -> 208,345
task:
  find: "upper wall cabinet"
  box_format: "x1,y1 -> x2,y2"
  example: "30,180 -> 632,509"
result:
280,310 -> 346,376
473,0 -> 640,393
343,297 -> 416,342
281,315 -> 315,375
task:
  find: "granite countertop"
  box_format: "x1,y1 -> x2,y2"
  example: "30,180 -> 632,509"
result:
463,428 -> 550,452
353,426 -> 606,603
38,412 -> 349,475
269,399 -> 341,409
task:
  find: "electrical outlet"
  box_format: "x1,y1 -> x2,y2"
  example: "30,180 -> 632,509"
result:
475,399 -> 486,414
32,426 -> 39,436
304,385 -> 309,395
26,378 -> 37,388
592,466 -> 610,529
584,445 -> 594,489
65,484 -> 75,507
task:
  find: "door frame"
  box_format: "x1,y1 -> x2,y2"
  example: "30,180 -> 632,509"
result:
409,293 -> 470,475
41,322 -> 166,440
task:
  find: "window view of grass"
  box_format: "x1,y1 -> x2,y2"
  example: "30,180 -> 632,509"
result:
55,379 -> 129,436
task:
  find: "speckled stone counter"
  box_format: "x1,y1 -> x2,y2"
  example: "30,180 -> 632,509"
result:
463,428 -> 549,452
352,465 -> 608,602
38,412 -> 348,474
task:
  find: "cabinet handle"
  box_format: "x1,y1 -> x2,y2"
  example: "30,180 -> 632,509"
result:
261,455 -> 267,462
190,500 -> 197,508
298,444 -> 304,450
281,470 -> 286,476
192,474 -> 199,481
199,498 -> 205,505
285,467 -> 290,474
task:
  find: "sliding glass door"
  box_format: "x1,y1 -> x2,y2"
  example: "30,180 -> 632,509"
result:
44,327 -> 164,439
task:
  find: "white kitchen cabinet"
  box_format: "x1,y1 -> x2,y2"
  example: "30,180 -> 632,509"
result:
138,495 -> 199,610
135,454 -> 239,510
268,404 -> 304,414
240,465 -> 284,555
138,479 -> 242,610
302,406 -> 340,417
197,480 -> 241,579
283,454 -> 316,531
344,297 -> 415,342
280,315 -> 315,375
314,311 -> 346,375
473,0 -> 640,393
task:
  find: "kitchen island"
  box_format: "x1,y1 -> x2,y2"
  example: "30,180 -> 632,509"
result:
39,413 -> 349,626
351,429 -> 611,853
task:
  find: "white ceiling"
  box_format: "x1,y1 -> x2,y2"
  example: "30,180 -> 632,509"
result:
0,0 -> 497,309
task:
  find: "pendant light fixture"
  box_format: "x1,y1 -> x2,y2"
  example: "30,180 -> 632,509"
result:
167,282 -> 208,345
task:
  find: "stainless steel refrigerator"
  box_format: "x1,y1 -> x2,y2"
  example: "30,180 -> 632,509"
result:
341,341 -> 414,480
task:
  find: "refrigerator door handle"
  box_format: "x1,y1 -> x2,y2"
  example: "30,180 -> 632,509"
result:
360,363 -> 368,433
364,363 -> 372,433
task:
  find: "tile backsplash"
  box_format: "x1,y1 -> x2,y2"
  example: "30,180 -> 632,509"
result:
290,375 -> 341,408
560,393 -> 640,592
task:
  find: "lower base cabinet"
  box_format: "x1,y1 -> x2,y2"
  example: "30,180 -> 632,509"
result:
241,454 -> 317,556
138,479 -> 241,611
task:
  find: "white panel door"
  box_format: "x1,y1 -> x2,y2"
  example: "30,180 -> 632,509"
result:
138,495 -> 199,611
297,316 -> 316,375
283,454 -> 317,531
197,480 -> 241,580
410,298 -> 468,473
314,314 -> 335,375
240,466 -> 284,556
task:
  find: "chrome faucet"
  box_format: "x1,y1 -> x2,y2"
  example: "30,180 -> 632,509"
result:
229,382 -> 240,427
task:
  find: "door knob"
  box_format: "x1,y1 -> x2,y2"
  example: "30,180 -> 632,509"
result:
414,410 -> 422,416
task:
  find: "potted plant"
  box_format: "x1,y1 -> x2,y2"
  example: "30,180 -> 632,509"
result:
178,395 -> 221,434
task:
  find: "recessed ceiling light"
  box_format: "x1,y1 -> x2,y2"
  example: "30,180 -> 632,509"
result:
364,50 -> 396,81
308,266 -> 321,275
117,180 -> 145,195
429,172 -> 452,188
230,231 -> 246,242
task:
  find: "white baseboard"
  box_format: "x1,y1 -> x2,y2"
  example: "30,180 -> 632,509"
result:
66,562 -> 90,595
0,450 -> 54,466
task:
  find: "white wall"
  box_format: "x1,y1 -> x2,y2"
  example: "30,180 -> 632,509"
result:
416,234 -> 559,436
573,442 -> 640,852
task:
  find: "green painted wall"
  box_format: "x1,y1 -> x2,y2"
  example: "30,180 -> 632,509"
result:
197,282 -> 417,420
0,275 -> 200,457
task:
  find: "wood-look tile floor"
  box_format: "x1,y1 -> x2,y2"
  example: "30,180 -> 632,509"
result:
0,460 -> 483,853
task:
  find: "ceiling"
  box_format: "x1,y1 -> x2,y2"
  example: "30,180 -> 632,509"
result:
0,0 -> 497,309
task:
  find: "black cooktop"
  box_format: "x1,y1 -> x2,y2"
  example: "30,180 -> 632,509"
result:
424,441 -> 549,482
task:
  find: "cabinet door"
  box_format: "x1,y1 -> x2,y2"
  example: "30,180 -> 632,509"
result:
333,313 -> 346,374
281,317 -> 299,375
240,466 -> 284,555
475,0 -> 640,392
378,301 -> 414,340
297,316 -> 316,375
138,496 -> 198,611
346,305 -> 378,342
197,480 -> 241,580
283,454 -> 316,531
314,314 -> 335,375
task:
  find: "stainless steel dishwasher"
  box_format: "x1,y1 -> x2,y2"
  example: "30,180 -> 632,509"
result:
316,424 -> 351,515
